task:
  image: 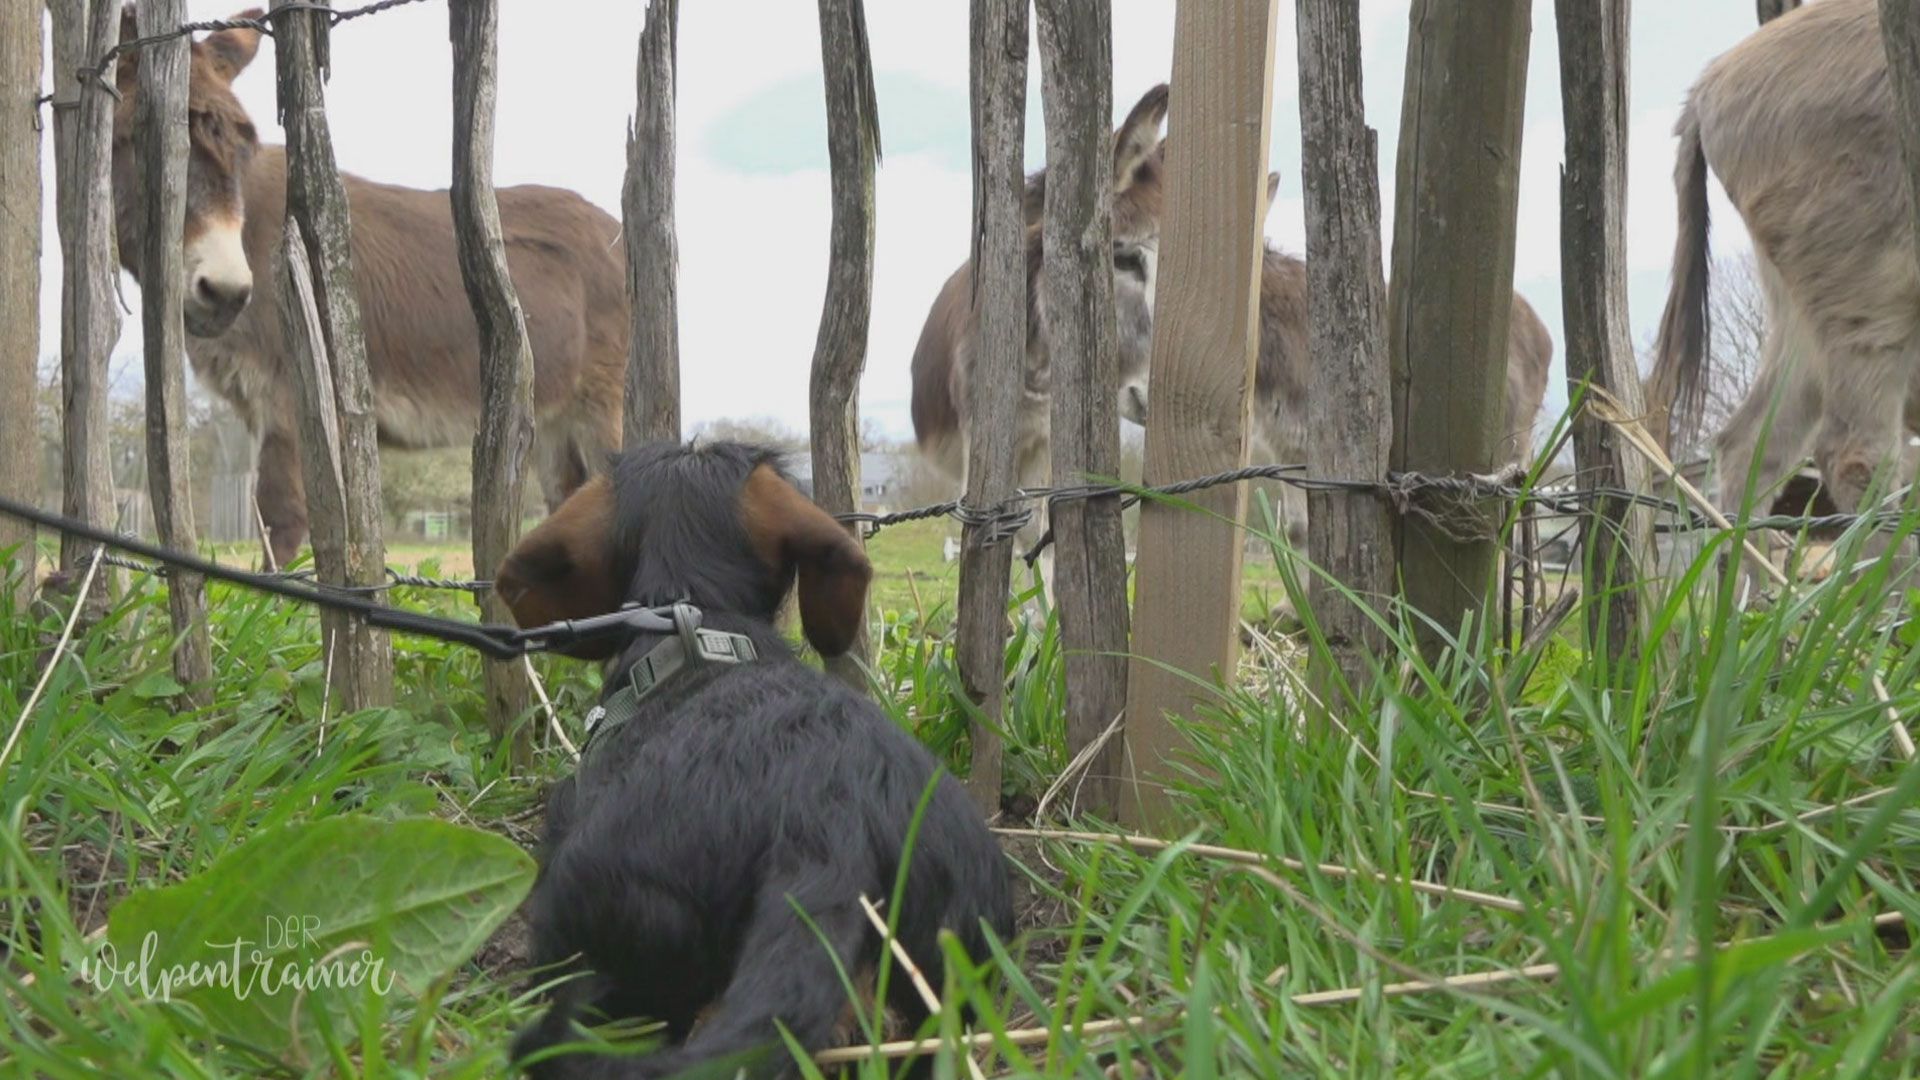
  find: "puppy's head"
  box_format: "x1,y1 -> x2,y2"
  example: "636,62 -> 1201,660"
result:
493,440 -> 872,659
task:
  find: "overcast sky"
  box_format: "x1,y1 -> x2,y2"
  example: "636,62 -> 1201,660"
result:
35,0 -> 1762,444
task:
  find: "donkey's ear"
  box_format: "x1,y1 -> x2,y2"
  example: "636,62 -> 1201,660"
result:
1113,82 -> 1169,187
493,476 -> 624,660
740,465 -> 872,658
115,6 -> 141,94
202,10 -> 265,82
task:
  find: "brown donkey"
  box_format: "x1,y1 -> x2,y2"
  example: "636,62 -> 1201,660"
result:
1648,0 -> 1920,527
109,7 -> 627,567
907,84 -> 1171,599
909,83 -> 1552,602
1116,241 -> 1553,552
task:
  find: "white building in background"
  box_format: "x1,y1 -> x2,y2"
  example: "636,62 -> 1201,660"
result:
784,451 -> 908,513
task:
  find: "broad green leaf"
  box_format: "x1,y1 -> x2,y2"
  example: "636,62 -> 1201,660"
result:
98,815 -> 534,1058
128,672 -> 185,700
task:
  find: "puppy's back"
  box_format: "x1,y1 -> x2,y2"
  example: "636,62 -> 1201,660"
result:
553,653 -> 1011,959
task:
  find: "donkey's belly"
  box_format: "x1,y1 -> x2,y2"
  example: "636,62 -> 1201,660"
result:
370,382 -> 576,454
373,393 -> 481,451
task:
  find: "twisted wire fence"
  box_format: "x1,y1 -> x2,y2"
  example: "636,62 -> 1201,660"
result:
57,453 -> 1898,599
29,3 -> 1899,608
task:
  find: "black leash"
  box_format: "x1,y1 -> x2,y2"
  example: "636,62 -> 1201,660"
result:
0,493 -> 677,660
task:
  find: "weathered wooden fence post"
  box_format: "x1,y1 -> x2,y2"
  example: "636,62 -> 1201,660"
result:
1386,0 -> 1531,657
1122,0 -> 1278,827
0,0 -> 40,606
1034,0 -> 1130,818
1559,0 -> 1653,662
624,0 -> 680,445
49,0 -> 120,617
136,0 -> 213,707
452,0 -> 536,759
277,223 -> 352,642
1295,0 -> 1393,707
955,0 -> 1027,815
273,0 -> 393,710
1758,0 -> 1800,24
810,0 -> 879,692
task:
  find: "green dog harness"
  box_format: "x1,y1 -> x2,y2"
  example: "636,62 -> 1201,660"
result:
580,602 -> 758,750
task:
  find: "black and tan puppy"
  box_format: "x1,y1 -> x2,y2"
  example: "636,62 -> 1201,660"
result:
496,440 -> 1013,1079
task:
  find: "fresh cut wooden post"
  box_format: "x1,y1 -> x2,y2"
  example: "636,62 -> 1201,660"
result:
1122,0 -> 1278,827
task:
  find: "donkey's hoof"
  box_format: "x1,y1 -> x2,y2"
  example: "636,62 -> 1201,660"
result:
1792,539 -> 1839,583
1266,599 -> 1303,633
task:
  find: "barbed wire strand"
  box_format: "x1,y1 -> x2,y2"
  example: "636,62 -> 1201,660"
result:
54,458 -> 1913,594
48,0 -> 434,106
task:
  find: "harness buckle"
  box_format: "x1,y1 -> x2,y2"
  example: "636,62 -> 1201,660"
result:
693,629 -> 756,663
670,601 -> 704,653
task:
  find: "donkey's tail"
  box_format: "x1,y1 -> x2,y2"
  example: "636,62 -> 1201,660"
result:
1646,102 -> 1713,451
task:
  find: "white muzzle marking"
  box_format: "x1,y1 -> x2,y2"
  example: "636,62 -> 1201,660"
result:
183,217 -> 253,338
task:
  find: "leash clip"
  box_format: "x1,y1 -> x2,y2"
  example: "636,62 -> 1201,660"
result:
510,602 -> 681,655
670,601 -> 704,655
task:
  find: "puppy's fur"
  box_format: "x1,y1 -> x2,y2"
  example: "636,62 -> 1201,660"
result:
497,440 -> 1014,1079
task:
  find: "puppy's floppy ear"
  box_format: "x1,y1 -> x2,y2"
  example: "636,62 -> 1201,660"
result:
492,476 -> 624,660
201,10 -> 265,82
741,465 -> 872,658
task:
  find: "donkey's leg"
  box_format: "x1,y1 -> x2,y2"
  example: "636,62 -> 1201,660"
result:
1714,359 -> 1819,510
1814,341 -> 1919,514
532,422 -> 587,516
255,420 -> 310,571
1759,183 -> 1920,525
534,434 -> 572,516
1013,410 -> 1055,625
570,395 -> 624,486
1788,232 -> 1920,585
1251,430 -> 1309,629
1704,321 -> 1821,595
1711,258 -> 1821,523
1807,336 -> 1920,582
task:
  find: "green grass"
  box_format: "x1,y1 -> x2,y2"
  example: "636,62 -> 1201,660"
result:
858,517 -> 1293,631
3,491 -> 1918,1078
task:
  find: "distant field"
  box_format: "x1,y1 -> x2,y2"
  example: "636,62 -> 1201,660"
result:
120,517 -> 1303,630
851,518 -> 1299,628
